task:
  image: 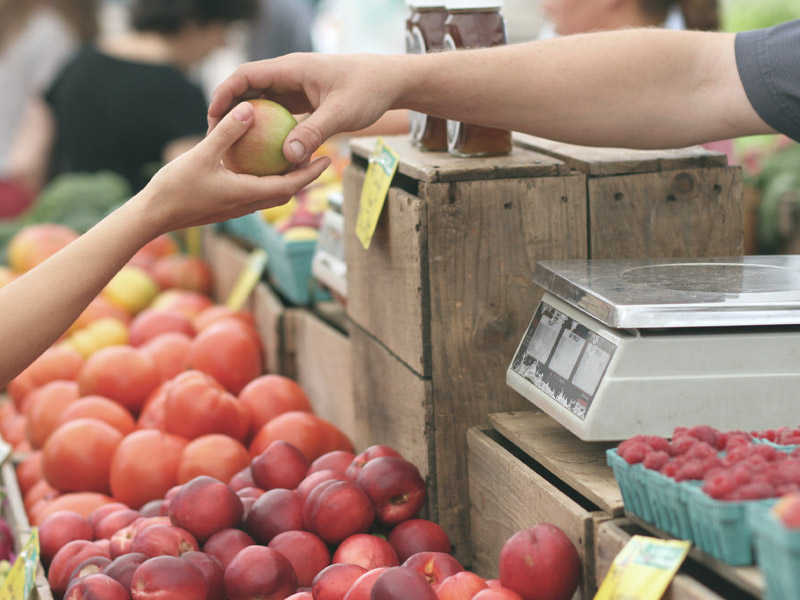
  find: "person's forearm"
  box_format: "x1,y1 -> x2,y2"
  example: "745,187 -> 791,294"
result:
395,29 -> 771,148
0,193 -> 156,386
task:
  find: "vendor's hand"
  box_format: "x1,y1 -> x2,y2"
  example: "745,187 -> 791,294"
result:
138,101 -> 331,236
208,53 -> 399,165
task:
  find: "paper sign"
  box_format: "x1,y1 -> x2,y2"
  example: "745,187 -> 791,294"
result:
0,529 -> 39,600
355,138 -> 399,250
225,248 -> 268,311
594,536 -> 690,600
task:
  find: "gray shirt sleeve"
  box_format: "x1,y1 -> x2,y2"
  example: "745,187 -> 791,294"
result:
735,19 -> 800,143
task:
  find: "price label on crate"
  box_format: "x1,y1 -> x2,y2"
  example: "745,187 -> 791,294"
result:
225,248 -> 268,311
0,528 -> 39,600
355,137 -> 399,250
594,535 -> 690,600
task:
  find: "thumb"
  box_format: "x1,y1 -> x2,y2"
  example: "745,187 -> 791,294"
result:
201,102 -> 254,159
283,105 -> 344,164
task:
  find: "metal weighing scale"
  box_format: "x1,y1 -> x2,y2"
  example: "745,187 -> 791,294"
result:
506,256 -> 800,441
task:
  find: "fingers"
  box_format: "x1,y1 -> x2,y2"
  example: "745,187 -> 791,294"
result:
282,103 -> 348,165
242,156 -> 332,205
200,102 -> 254,160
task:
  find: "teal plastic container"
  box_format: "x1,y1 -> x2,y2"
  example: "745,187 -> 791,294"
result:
750,503 -> 800,600
606,449 -> 656,523
644,469 -> 697,540
220,213 -> 330,305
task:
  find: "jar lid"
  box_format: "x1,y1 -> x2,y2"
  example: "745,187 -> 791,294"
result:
409,0 -> 447,6
444,0 -> 503,8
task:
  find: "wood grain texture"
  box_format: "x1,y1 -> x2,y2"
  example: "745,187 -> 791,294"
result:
594,520 -> 735,600
424,173 -> 589,559
343,165 -> 430,375
467,427 -> 602,599
489,411 -> 623,516
588,167 -> 744,258
349,135 -> 569,183
252,281 -> 289,376
514,134 -> 728,176
294,310 -> 355,441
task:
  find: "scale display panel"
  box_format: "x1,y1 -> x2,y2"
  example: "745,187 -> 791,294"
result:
510,301 -> 617,420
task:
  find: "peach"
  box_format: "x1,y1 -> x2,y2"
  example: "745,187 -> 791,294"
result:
168,475 -> 244,543
246,488 -> 304,544
307,480 -> 374,544
308,450 -> 356,476
48,540 -> 110,598
88,502 -> 130,531
138,500 -> 165,518
103,552 -> 148,592
370,566 -> 437,600
39,510 -> 93,566
237,487 -> 266,501
332,534 -> 399,570
228,466 -> 255,491
342,567 -> 390,600
498,524 -> 580,600
109,524 -> 137,559
130,523 -> 199,558
131,555 -> 207,599
64,573 -> 129,600
182,551 -> 226,600
68,555 -> 113,583
474,588 -> 525,600
436,571 -> 488,600
296,470 -> 349,503
355,457 -> 426,526
203,528 -> 255,571
95,509 -> 142,540
267,530 -> 331,588
251,441 -> 308,491
345,445 -> 402,480
402,551 -> 464,586
286,594 -> 313,600
224,545 -> 298,600
388,519 -> 451,562
311,564 -> 367,600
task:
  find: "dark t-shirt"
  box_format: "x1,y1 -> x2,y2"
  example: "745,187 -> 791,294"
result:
736,19 -> 800,143
45,46 -> 208,192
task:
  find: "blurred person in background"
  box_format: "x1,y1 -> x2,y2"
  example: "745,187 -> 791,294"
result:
248,0 -> 315,61
0,0 -> 98,217
8,0 -> 256,197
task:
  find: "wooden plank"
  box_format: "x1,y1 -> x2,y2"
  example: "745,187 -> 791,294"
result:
424,173 -> 589,563
349,323 -> 433,491
343,166 -> 430,376
489,411 -> 623,516
588,167 -> 744,258
349,135 -> 569,183
514,133 -> 728,176
467,427 -> 600,599
294,310 -> 355,442
594,519 -> 728,600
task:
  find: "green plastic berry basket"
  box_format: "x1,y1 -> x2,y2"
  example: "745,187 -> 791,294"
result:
682,483 -> 776,566
644,469 -> 697,540
606,449 -> 656,524
219,213 -> 330,305
750,502 -> 800,600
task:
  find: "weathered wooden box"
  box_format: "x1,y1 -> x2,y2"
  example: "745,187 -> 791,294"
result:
342,134 -> 742,563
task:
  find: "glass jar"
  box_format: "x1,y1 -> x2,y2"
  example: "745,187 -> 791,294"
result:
443,0 -> 512,157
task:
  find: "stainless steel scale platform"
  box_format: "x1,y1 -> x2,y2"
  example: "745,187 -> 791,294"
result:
506,256 -> 800,440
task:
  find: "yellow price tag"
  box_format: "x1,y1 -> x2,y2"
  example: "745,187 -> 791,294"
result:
226,248 -> 268,311
0,529 -> 39,600
595,536 -> 690,600
355,138 -> 399,250
185,226 -> 204,257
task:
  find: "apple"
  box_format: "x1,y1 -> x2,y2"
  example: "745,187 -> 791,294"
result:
436,571 -> 488,600
94,509 -> 141,540
474,588 -> 525,600
332,533 -> 399,570
296,469 -> 349,503
498,524 -> 581,600
68,555 -> 113,583
311,563 -> 367,600
65,573 -> 129,600
131,555 -> 207,600
354,457 -> 426,526
168,475 -> 244,543
224,545 -> 298,600
182,551 -> 226,600
342,566 -> 389,600
251,441 -> 308,491
308,450 -> 356,476
229,466 -> 256,491
103,552 -> 148,592
130,523 -> 199,558
306,480 -> 375,544
48,540 -> 110,598
370,566 -> 438,600
222,99 -> 298,176
267,530 -> 331,588
39,510 -> 93,566
246,488 -> 305,544
346,445 -> 402,480
388,519 -> 451,562
203,528 -> 255,571
403,552 -> 464,586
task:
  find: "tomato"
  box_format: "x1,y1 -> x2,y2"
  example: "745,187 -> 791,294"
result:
32,492 -> 115,526
193,305 -> 256,333
150,290 -> 214,319
136,383 -> 169,431
249,411 -> 355,462
139,332 -> 192,381
68,296 -> 132,335
25,380 -> 80,449
151,255 -> 213,294
164,371 -> 250,441
42,418 -> 123,493
109,429 -> 188,509
78,345 -> 161,414
0,412 -> 27,447
6,369 -> 36,410
128,308 -> 196,347
16,450 -> 43,496
24,478 -> 60,512
238,375 -> 313,439
187,320 -> 262,395
177,434 -> 251,484
7,223 -> 79,273
57,396 -> 136,435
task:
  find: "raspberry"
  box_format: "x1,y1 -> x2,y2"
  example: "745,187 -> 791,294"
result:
675,459 -> 705,482
618,441 -> 648,464
730,465 -> 753,487
776,483 -> 800,496
687,442 -> 717,460
701,456 -> 723,472
750,444 -> 779,462
643,450 -> 670,471
703,470 -> 737,499
723,444 -> 751,465
771,459 -> 800,486
688,425 -> 719,448
672,426 -> 688,438
660,462 -> 679,478
670,435 -> 696,457
643,436 -> 671,454
736,481 -> 776,500
724,433 -> 751,452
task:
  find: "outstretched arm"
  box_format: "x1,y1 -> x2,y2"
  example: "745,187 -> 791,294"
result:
209,28 -> 772,164
0,102 -> 330,387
